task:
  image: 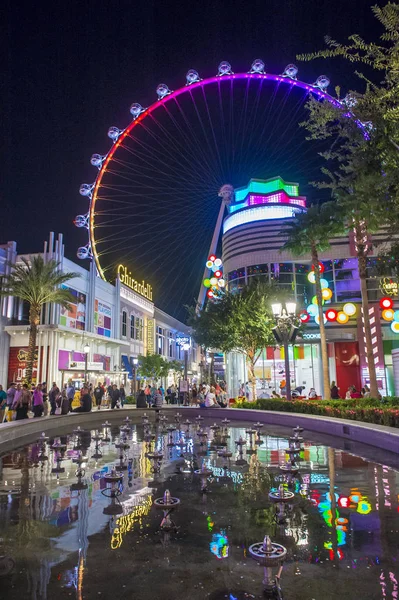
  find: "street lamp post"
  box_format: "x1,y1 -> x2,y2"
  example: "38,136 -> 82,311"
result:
83,343 -> 90,387
183,343 -> 190,406
132,357 -> 138,395
271,302 -> 298,402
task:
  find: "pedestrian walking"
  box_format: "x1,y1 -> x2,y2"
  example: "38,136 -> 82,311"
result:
32,384 -> 44,418
49,382 -> 60,415
94,383 -> 103,410
111,384 -> 121,409
120,384 -> 126,407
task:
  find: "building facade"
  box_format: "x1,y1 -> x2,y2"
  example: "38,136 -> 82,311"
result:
222,177 -> 399,398
0,233 -> 198,391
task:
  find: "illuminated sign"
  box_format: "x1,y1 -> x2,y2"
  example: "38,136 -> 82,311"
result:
176,335 -> 191,348
380,277 -> 399,297
147,318 -> 155,355
118,264 -> 153,301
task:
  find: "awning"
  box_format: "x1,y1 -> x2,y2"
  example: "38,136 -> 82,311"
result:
121,355 -> 133,379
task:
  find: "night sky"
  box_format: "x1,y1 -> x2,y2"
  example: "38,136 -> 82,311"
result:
3,0 -> 379,320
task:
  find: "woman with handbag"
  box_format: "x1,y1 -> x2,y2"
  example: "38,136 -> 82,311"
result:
32,384 -> 44,418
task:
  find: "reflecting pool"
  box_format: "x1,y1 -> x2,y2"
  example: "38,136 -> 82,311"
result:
0,414 -> 399,599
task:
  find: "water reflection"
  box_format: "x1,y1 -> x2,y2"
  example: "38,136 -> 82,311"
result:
0,417 -> 398,599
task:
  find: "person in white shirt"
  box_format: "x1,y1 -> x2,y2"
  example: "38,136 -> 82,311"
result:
205,386 -> 218,407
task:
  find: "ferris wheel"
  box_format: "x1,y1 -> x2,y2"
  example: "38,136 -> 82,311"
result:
75,59 -> 346,316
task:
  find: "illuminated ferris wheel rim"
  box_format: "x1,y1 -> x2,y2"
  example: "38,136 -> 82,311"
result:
76,60 -> 358,282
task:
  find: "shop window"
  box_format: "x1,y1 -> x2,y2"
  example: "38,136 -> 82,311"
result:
122,311 -> 127,337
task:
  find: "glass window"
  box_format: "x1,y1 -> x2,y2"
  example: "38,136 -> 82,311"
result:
168,332 -> 174,358
156,326 -> 165,355
228,268 -> 245,281
130,315 -> 135,340
271,263 -> 293,284
248,264 -> 268,276
122,311 -> 127,337
334,258 -> 361,302
295,263 -> 312,307
135,317 -> 143,341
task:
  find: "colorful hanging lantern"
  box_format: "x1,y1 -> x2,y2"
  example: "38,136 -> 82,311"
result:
307,271 -> 316,284
311,295 -> 324,306
207,290 -> 214,298
214,270 -> 222,278
306,304 -> 318,317
299,311 -> 310,323
382,308 -> 394,321
391,321 -> 399,333
326,308 -> 338,321
322,288 -> 333,300
315,313 -> 327,325
210,277 -> 218,286
343,303 -> 357,317
393,310 -> 399,322
218,278 -> 225,288
320,278 -> 329,289
208,254 -> 216,262
337,311 -> 349,324
203,278 -> 211,288
380,297 -> 393,309
206,260 -> 214,269
311,262 -> 325,274
214,258 -> 222,267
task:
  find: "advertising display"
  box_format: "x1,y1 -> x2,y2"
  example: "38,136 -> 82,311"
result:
59,286 -> 86,330
8,347 -> 38,384
58,350 -> 111,372
94,299 -> 112,337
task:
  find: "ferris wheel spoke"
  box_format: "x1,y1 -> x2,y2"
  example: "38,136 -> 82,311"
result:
170,97 -> 222,180
95,202 -> 215,249
120,130 -> 219,189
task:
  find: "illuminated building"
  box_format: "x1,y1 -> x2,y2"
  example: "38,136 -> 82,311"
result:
0,232 -> 197,388
222,177 -> 399,397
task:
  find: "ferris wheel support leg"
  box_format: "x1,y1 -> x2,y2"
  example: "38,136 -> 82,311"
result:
196,199 -> 227,312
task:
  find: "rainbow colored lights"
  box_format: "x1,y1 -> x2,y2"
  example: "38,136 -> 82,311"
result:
305,265 -> 357,325
230,177 -> 306,215
203,255 -> 225,299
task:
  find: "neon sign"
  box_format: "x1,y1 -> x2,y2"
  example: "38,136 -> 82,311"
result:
117,264 -> 153,301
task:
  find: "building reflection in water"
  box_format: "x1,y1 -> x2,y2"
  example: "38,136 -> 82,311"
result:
0,423 -> 398,599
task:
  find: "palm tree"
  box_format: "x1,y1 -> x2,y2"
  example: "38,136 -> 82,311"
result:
282,202 -> 345,400
1,255 -> 79,384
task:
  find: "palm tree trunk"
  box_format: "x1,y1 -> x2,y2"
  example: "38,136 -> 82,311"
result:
358,254 -> 379,398
312,244 -> 331,400
26,305 -> 39,385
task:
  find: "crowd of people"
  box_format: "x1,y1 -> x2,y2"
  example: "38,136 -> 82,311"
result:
0,380 -> 128,422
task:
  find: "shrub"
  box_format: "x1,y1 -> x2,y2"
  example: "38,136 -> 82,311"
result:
124,395 -> 136,405
232,397 -> 399,428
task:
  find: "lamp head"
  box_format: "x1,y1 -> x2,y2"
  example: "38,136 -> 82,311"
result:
132,358 -> 138,365
285,302 -> 297,316
83,343 -> 90,354
271,302 -> 282,317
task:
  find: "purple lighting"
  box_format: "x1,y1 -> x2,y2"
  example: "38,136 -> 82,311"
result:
248,192 -> 306,208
